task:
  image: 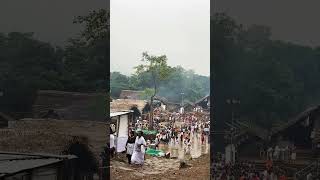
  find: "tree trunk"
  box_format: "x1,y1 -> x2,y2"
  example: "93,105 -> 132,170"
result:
149,73 -> 157,130
149,96 -> 154,130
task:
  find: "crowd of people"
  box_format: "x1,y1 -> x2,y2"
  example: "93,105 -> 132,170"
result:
110,105 -> 210,167
261,145 -> 296,162
212,160 -> 289,180
153,121 -> 208,155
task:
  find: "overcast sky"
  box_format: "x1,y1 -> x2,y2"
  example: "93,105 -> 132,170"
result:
0,0 -> 106,46
213,0 -> 320,47
3,1 -> 318,77
110,0 -> 210,76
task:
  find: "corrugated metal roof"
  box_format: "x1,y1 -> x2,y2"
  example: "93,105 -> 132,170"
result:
0,154 -> 31,161
194,95 -> 210,104
0,151 -> 76,159
0,152 -> 77,176
270,105 -> 320,136
110,111 -> 133,118
0,158 -> 62,174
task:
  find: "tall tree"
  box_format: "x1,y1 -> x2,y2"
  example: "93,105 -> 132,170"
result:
135,52 -> 171,129
64,9 -> 109,92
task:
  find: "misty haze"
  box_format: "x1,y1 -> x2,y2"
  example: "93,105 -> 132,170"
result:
212,2 -> 320,179
110,0 -> 210,179
0,1 -> 108,179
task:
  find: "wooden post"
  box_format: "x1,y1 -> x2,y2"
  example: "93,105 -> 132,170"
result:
129,113 -> 133,135
116,115 -> 120,155
116,116 -> 120,137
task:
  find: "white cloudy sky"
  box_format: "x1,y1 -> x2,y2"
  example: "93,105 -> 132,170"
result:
110,0 -> 210,76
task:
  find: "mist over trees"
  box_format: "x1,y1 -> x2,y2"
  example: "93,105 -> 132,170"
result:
110,65 -> 210,103
212,13 -> 320,129
0,9 -> 108,116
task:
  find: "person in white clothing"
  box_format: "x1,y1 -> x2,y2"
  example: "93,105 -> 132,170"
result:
126,131 -> 135,164
131,129 -> 147,165
267,147 -> 273,160
307,172 -> 312,180
274,146 -> 280,161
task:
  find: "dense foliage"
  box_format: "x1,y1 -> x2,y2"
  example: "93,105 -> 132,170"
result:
212,13 -> 320,129
110,65 -> 210,103
0,9 -> 108,116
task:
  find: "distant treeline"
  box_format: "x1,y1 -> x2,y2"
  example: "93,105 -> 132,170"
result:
0,9 -> 108,115
110,67 -> 210,103
212,13 -> 320,129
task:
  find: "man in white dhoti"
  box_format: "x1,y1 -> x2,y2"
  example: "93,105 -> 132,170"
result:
274,146 -> 280,161
307,172 -> 312,180
155,136 -> 160,149
267,147 -> 273,160
291,151 -> 296,162
131,130 -> 147,165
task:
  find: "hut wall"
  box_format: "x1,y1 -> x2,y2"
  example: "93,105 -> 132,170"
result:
117,114 -> 129,153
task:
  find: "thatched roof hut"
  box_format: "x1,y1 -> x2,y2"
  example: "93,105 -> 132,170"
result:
0,119 -> 107,159
194,95 -> 210,110
119,90 -> 143,100
32,90 -> 106,121
110,99 -> 147,113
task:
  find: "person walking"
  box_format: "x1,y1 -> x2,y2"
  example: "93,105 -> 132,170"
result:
201,131 -> 205,145
155,135 -> 160,149
131,129 -> 147,165
126,131 -> 135,164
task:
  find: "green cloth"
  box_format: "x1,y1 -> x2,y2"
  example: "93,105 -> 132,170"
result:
135,129 -> 157,135
145,148 -> 164,156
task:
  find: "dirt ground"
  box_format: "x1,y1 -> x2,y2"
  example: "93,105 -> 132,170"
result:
111,153 -> 210,180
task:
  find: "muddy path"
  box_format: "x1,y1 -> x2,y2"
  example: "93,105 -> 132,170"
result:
110,133 -> 210,180
111,154 -> 210,180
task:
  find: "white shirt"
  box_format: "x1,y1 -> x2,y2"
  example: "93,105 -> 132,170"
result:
311,131 -> 315,139
274,146 -> 280,154
110,134 -> 115,148
134,136 -> 147,153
